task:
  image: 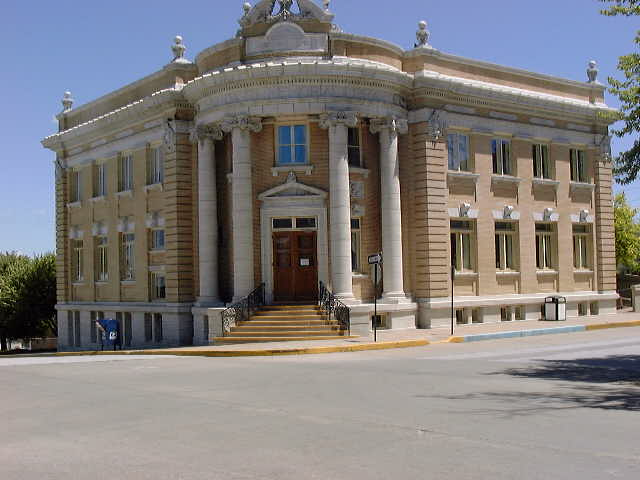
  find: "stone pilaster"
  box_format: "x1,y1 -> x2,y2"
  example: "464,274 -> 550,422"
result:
370,116 -> 409,302
55,158 -> 69,303
594,138 -> 616,293
191,124 -> 224,305
221,115 -> 262,301
319,111 -> 358,300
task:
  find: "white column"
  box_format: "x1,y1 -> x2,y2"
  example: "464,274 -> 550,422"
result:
191,125 -> 223,305
371,116 -> 409,302
319,112 -> 358,301
221,115 -> 263,301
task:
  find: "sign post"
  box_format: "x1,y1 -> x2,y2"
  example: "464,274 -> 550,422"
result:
451,265 -> 456,336
368,253 -> 383,342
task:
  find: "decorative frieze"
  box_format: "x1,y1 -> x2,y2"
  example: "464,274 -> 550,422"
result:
220,115 -> 263,133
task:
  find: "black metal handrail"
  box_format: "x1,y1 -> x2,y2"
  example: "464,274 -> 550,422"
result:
221,283 -> 266,336
318,281 -> 350,335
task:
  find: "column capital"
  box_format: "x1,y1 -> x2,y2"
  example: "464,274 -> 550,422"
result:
189,124 -> 224,144
319,111 -> 358,129
220,115 -> 263,134
369,116 -> 408,137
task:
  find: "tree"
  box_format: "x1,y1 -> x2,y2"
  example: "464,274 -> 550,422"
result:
614,193 -> 640,272
599,1 -> 640,184
0,253 -> 56,351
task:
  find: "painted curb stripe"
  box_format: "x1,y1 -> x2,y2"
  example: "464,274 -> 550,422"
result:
585,321 -> 640,331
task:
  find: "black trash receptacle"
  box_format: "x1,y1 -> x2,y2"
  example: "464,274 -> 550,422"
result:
544,296 -> 567,321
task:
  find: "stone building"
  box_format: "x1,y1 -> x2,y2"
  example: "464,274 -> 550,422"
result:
42,0 -> 618,350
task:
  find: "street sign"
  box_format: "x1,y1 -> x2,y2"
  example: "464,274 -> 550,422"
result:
368,253 -> 382,265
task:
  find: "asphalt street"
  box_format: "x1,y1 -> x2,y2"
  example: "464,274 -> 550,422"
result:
1,328 -> 639,480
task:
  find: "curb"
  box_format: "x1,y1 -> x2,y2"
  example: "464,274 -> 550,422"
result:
55,339 -> 430,358
447,320 -> 640,343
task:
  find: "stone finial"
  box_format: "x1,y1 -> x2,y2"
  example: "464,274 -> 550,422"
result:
61,91 -> 74,112
171,35 -> 186,62
579,209 -> 590,223
460,203 -> 471,218
587,60 -> 599,84
323,0 -> 330,11
243,2 -> 252,15
543,207 -> 555,221
503,205 -> 514,219
415,20 -> 431,48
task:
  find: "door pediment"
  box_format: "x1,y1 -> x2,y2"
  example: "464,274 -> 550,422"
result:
259,172 -> 327,202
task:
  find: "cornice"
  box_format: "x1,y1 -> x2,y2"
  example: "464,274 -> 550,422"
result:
329,32 -> 405,56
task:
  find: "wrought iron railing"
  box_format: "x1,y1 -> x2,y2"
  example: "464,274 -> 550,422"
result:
318,281 -> 350,335
221,283 -> 266,336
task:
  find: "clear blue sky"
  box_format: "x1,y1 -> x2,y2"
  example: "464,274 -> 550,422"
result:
1,0 -> 638,255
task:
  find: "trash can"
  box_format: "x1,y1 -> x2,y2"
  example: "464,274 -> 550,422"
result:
544,296 -> 567,321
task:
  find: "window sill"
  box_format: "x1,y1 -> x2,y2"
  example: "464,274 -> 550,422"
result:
67,201 -> 82,209
349,166 -> 370,178
352,273 -> 369,279
496,271 -> 521,277
120,280 -> 136,286
532,178 -> 560,190
150,249 -> 166,254
574,269 -> 594,275
94,281 -> 109,286
144,183 -> 163,194
570,182 -> 595,193
454,271 -> 478,279
89,196 -> 106,204
271,165 -> 314,176
116,190 -> 133,198
491,175 -> 522,186
71,281 -> 85,286
536,270 -> 558,276
447,171 -> 480,183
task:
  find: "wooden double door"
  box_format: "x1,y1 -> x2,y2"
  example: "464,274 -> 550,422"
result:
273,231 -> 318,302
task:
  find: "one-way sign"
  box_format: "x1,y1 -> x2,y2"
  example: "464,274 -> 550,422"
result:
368,253 -> 382,265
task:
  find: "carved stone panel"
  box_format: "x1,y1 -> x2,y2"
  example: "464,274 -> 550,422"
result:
350,181 -> 364,199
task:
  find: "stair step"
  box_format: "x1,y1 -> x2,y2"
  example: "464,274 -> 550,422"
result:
227,330 -> 345,338
260,305 -> 318,310
249,315 -> 325,321
253,310 -> 320,316
233,325 -> 341,332
214,336 -> 356,344
237,320 -> 338,327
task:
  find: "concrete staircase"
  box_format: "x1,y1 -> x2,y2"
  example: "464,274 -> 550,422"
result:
214,304 -> 352,344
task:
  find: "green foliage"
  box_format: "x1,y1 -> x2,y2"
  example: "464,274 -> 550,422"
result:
614,193 -> 640,272
599,1 -> 640,184
0,253 -> 56,351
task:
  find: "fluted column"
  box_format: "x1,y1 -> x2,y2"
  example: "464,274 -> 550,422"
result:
191,125 -> 223,305
221,115 -> 263,301
319,112 -> 358,301
370,116 -> 408,302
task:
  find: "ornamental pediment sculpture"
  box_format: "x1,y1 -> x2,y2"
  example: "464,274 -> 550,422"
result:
240,0 -> 334,28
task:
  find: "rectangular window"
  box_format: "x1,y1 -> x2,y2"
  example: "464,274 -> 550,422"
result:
272,218 -> 293,230
123,312 -> 132,347
71,239 -> 83,282
351,218 -> 361,272
73,311 -> 81,347
153,314 -> 163,343
121,233 -> 135,281
95,236 -> 108,282
495,222 -> 517,271
93,163 -> 107,197
573,224 -> 591,270
570,149 -> 588,183
144,313 -> 153,342
295,218 -> 316,229
448,133 -> 470,171
535,223 -> 555,270
532,144 -> 551,179
450,220 -> 474,272
492,139 -> 512,176
151,272 -> 166,300
70,170 -> 82,203
118,154 -> 133,191
347,127 -> 362,167
150,229 -> 165,251
277,125 -> 307,164
67,311 -> 74,346
148,147 -> 164,185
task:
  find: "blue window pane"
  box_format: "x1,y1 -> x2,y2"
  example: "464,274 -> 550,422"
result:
447,134 -> 456,170
295,145 -> 307,164
279,146 -> 292,164
294,125 -> 306,145
279,126 -> 291,146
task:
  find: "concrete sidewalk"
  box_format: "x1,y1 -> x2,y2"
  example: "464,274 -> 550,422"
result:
53,309 -> 640,358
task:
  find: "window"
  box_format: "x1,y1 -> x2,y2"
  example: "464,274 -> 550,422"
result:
70,170 -> 82,203
351,218 -> 361,272
71,239 -> 83,282
492,139 -> 512,176
570,149 -> 588,183
148,147 -> 164,185
67,311 -> 77,347
273,218 -> 293,229
73,311 -> 81,347
347,127 -> 362,167
90,311 -> 104,343
121,233 -> 135,280
118,154 -> 133,191
495,222 -> 517,271
277,125 -> 307,164
144,313 -> 153,342
535,223 -> 556,270
93,163 -> 107,197
295,218 -> 316,229
448,133 -> 470,171
573,224 -> 591,270
533,144 -> 551,179
150,229 -> 165,251
95,236 -> 108,282
123,312 -> 132,347
153,314 -> 163,343
272,218 -> 317,230
450,220 -> 474,272
151,272 -> 166,300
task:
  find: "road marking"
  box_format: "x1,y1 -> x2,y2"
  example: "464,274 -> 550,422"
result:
0,355 -> 182,367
